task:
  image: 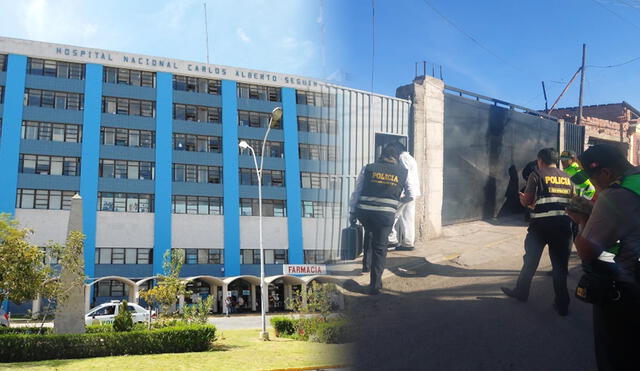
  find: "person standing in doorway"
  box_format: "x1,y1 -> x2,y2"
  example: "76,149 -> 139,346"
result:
501,148 -> 574,316
349,144 -> 413,294
387,142 -> 421,251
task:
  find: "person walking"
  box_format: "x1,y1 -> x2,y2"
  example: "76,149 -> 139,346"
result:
501,148 -> 574,316
560,150 -> 596,200
387,142 -> 421,251
224,296 -> 232,317
349,144 -> 413,294
567,144 -> 640,371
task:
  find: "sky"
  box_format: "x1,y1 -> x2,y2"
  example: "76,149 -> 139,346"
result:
330,0 -> 640,110
1,0 -> 639,111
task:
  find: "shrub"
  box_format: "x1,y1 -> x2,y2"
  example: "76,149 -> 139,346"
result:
0,324 -> 217,363
310,320 -> 350,344
0,327 -> 52,335
112,301 -> 134,332
85,323 -> 148,333
292,317 -> 321,341
270,317 -> 296,337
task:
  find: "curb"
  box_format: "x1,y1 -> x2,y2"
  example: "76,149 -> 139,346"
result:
266,365 -> 350,371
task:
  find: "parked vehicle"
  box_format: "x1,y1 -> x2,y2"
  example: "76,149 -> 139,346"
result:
0,309 -> 9,327
85,300 -> 155,326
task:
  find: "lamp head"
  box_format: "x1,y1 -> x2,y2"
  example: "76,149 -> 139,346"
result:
238,140 -> 249,150
271,107 -> 283,122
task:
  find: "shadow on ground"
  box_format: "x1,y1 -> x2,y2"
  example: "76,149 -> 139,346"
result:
344,254 -> 595,371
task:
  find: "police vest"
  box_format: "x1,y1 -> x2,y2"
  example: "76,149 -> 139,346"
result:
356,161 -> 408,216
530,167 -> 572,220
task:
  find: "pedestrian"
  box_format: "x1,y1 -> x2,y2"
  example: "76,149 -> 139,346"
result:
501,148 -> 573,316
567,144 -> 640,371
560,150 -> 596,200
237,295 -> 245,311
349,144 -> 413,295
387,142 -> 421,251
224,296 -> 232,317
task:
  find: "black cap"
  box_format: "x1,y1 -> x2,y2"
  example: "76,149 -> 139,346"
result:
578,144 -> 628,178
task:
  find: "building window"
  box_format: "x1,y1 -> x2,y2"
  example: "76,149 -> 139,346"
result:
98,193 -> 154,213
102,96 -> 155,117
173,104 -> 221,123
19,154 -> 80,176
0,54 -> 6,71
95,248 -> 153,264
239,198 -> 286,217
298,143 -> 337,161
21,121 -> 82,143
238,110 -> 282,129
172,195 -> 223,215
296,90 -> 336,107
241,249 -> 288,264
175,248 -> 223,264
238,138 -> 284,158
99,159 -> 154,180
173,133 -> 222,152
172,164 -> 221,184
23,89 -> 83,110
237,83 -> 281,102
302,201 -> 341,218
304,250 -> 331,264
16,189 -> 76,210
103,67 -> 155,87
40,247 -> 60,265
239,168 -> 284,187
173,75 -> 221,94
27,58 -> 85,80
297,116 -> 337,134
100,127 -> 155,148
0,86 -> 4,104
300,172 -> 341,189
94,280 -> 130,298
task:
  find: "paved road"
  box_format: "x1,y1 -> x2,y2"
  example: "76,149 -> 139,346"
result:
344,240 -> 596,370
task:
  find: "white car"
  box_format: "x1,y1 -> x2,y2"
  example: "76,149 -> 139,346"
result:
85,301 -> 154,326
0,309 -> 9,327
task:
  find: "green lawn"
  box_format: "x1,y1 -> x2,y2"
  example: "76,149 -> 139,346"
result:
0,329 -> 352,371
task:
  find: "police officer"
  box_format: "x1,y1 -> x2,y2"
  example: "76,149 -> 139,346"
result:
501,148 -> 574,316
350,144 -> 412,295
560,150 -> 596,200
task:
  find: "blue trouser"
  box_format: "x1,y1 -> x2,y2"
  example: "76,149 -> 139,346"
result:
356,210 -> 394,291
515,222 -> 572,310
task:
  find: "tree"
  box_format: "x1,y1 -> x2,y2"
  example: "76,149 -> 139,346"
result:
113,300 -> 134,332
286,281 -> 338,321
0,214 -> 51,307
139,250 -> 187,318
0,214 -> 85,331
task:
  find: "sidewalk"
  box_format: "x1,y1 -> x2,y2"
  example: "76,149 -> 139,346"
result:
329,216 -> 528,286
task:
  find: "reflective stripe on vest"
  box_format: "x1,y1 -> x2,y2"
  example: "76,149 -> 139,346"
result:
356,203 -> 397,214
530,210 -> 567,219
359,196 -> 400,207
536,196 -> 569,205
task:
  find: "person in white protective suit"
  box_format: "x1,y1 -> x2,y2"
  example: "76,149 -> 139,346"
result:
387,142 -> 421,251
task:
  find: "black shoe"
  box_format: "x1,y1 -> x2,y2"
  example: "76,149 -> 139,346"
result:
501,287 -> 526,302
368,287 -> 380,295
553,303 -> 569,317
387,243 -> 398,250
546,270 -> 554,276
395,245 -> 415,251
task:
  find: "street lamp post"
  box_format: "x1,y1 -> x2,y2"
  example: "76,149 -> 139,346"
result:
239,106 -> 283,341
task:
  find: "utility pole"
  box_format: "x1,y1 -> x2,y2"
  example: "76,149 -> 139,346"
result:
204,1 -> 211,64
578,43 -> 586,125
541,81 -> 548,111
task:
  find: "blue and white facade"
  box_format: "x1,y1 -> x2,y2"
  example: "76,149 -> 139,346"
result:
0,37 -> 410,313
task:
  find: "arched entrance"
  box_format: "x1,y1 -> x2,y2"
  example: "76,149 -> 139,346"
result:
85,276 -> 137,314
183,276 -> 225,313
223,276 -> 261,313
265,275 -> 305,312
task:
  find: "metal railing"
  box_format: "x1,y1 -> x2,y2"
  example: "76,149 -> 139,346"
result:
444,85 -> 559,121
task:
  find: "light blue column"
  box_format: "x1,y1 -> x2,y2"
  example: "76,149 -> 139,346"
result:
0,54 -> 26,215
282,88 -> 304,264
153,72 -> 173,275
80,64 -> 103,279
222,80 -> 240,276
